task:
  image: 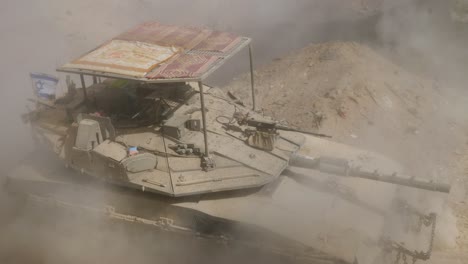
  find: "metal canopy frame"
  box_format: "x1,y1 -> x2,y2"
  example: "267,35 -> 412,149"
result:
59,36 -> 256,159
57,38 -> 251,83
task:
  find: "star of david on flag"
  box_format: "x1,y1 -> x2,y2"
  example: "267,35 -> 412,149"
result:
30,72 -> 59,101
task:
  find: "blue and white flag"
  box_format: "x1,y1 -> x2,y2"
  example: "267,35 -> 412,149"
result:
30,72 -> 59,101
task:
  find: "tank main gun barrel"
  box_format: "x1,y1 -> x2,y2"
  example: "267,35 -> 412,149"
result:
287,154 -> 451,193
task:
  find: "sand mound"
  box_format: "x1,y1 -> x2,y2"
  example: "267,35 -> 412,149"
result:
226,42 -> 440,137
225,41 -> 468,250
225,42 -> 452,173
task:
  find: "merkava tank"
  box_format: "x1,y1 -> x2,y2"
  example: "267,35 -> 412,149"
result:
6,22 -> 451,264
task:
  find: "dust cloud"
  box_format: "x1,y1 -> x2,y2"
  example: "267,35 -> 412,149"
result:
377,0 -> 468,252
1,0 -> 467,263
0,0 -> 377,170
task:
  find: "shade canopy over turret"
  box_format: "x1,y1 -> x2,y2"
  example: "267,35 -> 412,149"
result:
58,21 -> 252,83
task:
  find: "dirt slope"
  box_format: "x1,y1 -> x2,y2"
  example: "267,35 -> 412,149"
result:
226,42 -> 438,133
226,42 -> 451,174
224,41 -> 468,252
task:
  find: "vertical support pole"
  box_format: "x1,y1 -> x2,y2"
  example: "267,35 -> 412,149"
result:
248,44 -> 256,111
198,81 -> 210,157
79,74 -> 88,101
92,76 -> 98,84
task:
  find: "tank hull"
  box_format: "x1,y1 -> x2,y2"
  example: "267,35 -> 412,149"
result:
5,134 -> 440,264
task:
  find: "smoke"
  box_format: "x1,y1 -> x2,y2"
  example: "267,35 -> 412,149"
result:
1,0 -> 467,263
0,1 -> 381,263
0,0 -> 377,169
378,0 -> 468,85
375,0 -> 468,247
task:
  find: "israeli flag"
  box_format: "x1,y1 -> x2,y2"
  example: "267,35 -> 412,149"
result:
30,72 -> 59,101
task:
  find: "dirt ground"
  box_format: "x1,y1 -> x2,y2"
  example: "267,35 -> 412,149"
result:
1,0 -> 468,264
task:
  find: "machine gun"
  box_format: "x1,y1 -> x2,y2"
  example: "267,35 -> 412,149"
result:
245,119 -> 332,138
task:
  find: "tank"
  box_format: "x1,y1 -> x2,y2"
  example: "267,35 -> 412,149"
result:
5,22 -> 451,264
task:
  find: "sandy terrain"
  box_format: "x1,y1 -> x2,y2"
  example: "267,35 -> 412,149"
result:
225,40 -> 468,256
1,0 -> 468,263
